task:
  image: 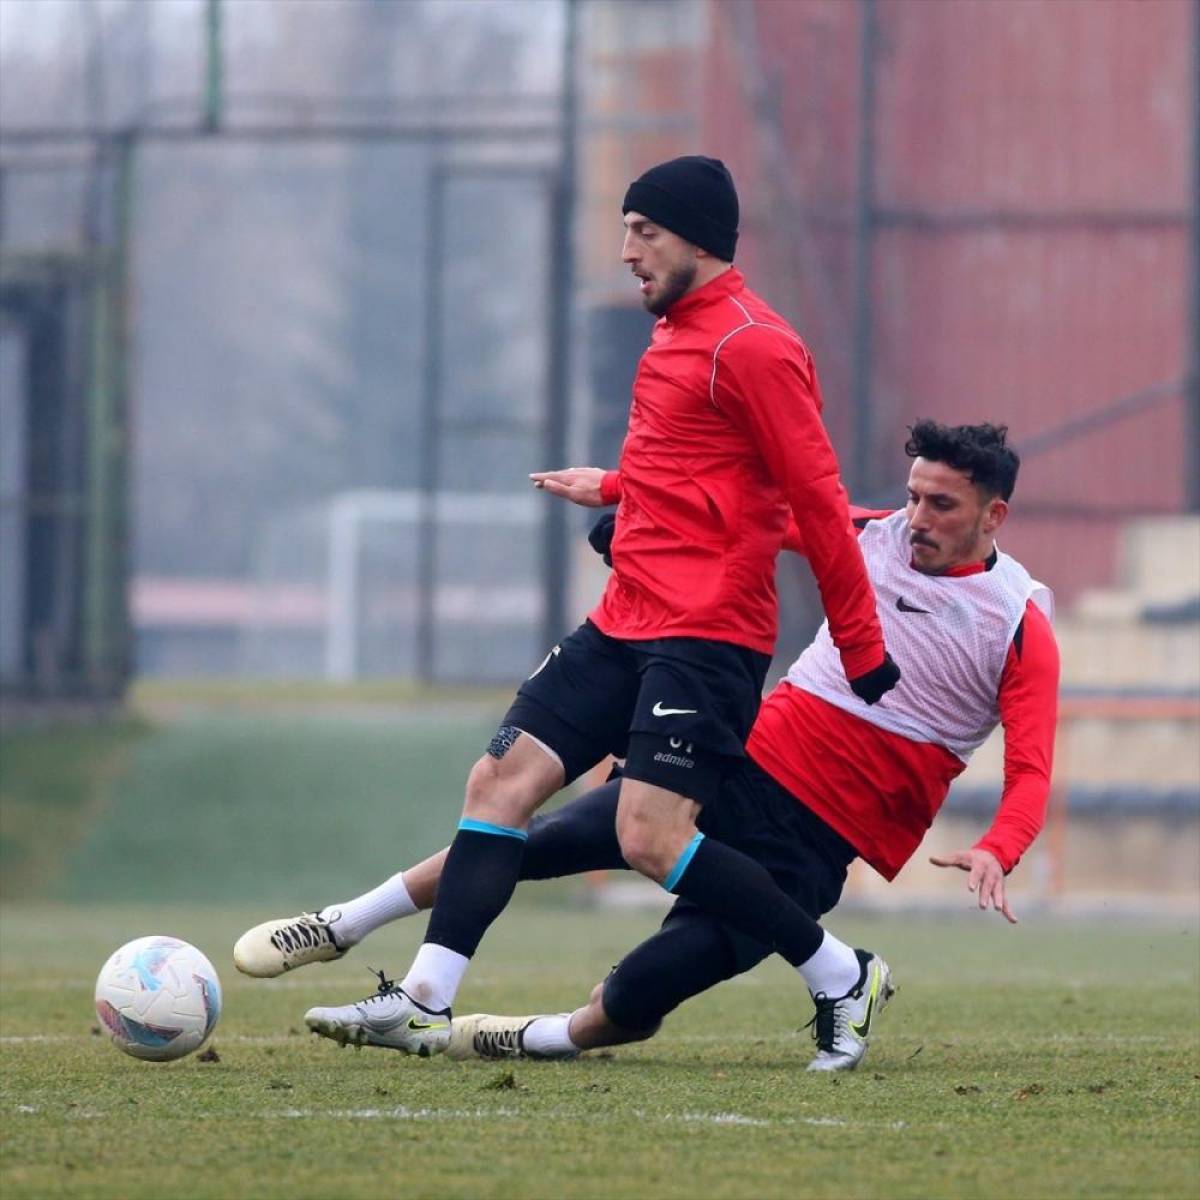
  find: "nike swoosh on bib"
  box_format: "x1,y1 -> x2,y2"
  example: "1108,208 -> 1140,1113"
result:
895,596 -> 932,614
651,702 -> 699,717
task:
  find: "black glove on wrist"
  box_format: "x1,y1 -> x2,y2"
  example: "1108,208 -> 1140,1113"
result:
588,512 -> 617,567
848,652 -> 901,705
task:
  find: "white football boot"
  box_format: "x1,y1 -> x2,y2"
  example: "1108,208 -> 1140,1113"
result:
233,910 -> 346,978
447,1013 -> 578,1061
805,949 -> 895,1073
304,971 -> 451,1056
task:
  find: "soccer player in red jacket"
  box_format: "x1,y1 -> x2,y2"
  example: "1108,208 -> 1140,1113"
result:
235,157 -> 899,1056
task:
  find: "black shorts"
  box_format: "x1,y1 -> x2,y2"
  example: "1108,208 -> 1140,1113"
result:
503,620 -> 770,804
668,757 -> 859,975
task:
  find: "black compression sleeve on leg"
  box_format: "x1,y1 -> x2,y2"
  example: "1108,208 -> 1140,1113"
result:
602,910 -> 764,1032
669,836 -> 825,968
520,780 -> 627,880
423,827 -> 526,958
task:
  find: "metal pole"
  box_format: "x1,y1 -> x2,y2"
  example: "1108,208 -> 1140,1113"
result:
1189,0 -> 1200,511
850,0 -> 878,499
542,0 -> 578,651
81,0 -> 110,692
83,135 -> 136,700
109,134 -> 135,695
84,233 -> 114,693
204,0 -> 223,134
416,157 -> 445,685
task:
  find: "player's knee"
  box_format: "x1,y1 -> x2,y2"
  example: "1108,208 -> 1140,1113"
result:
465,754 -> 501,804
463,755 -> 530,825
600,970 -> 663,1040
614,812 -> 673,882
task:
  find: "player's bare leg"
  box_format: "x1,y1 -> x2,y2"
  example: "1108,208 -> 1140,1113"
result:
232,850 -> 445,978
303,735 -> 564,1055
234,768 -> 624,981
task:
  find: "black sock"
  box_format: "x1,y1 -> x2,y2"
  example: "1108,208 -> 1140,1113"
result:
602,910 -> 754,1032
423,825 -> 526,958
668,836 -> 824,967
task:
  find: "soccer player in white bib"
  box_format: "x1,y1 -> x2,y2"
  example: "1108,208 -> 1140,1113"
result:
235,421 -> 1058,1072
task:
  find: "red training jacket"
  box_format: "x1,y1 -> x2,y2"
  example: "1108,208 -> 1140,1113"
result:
590,268 -> 884,678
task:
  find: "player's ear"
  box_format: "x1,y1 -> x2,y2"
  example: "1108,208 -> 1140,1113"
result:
983,496 -> 1008,534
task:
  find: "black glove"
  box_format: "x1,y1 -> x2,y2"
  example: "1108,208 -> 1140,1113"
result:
849,652 -> 901,705
588,512 -> 617,567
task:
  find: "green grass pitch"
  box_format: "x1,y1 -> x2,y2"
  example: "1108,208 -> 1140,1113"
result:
4,907 -> 1198,1198
1,706 -> 1198,1198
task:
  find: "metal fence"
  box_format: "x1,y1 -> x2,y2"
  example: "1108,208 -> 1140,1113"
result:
1,0 -> 1196,696
0,0 -> 576,692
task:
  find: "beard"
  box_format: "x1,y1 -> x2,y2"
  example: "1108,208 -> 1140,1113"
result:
643,258 -> 698,316
910,516 -> 985,575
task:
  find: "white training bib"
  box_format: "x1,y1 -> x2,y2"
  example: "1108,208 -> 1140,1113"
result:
787,510 -> 1053,762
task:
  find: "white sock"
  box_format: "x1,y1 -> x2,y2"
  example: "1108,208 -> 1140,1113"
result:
400,942 -> 469,1012
320,870 -> 418,947
521,1014 -> 579,1058
797,931 -> 862,998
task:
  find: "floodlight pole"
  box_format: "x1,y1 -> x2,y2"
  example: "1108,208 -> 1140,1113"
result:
416,157 -> 447,685
850,0 -> 878,499
541,0 -> 578,654
204,0 -> 223,134
1189,0 -> 1200,511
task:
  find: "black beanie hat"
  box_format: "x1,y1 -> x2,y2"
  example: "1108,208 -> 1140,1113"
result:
622,155 -> 739,262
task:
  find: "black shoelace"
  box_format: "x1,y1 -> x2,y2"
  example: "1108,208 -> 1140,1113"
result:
474,1027 -> 523,1058
362,967 -> 401,1005
805,994 -> 839,1051
269,914 -> 335,954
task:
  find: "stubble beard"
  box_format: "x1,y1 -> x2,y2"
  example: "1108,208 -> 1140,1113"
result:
643,259 -> 698,316
911,516 -> 985,575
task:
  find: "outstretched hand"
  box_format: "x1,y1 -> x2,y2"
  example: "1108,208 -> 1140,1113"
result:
529,467 -> 607,508
929,847 -> 1017,924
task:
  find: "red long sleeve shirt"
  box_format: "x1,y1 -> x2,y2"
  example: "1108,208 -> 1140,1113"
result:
751,510 -> 1060,878
590,268 -> 884,678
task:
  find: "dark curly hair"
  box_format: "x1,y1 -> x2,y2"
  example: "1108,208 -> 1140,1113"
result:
904,420 -> 1020,500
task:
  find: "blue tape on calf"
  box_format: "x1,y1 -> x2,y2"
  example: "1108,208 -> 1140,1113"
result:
458,817 -> 529,842
663,831 -> 706,892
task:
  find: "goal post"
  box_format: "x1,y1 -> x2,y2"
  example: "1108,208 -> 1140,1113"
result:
322,489 -> 543,684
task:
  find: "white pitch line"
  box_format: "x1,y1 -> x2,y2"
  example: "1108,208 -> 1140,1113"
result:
262,1107 -> 891,1129
0,979 -> 94,990
8,1100 -> 907,1131
262,1106 -> 522,1121
0,1035 -> 77,1044
14,1105 -> 104,1119
2,1034 -> 304,1046
673,1112 -> 771,1127
644,1110 -> 906,1131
